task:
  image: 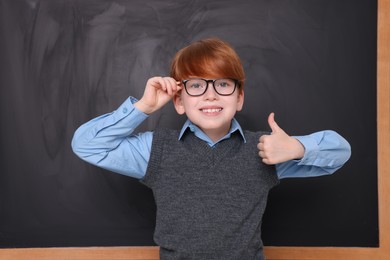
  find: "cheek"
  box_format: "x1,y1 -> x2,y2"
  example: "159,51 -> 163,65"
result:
175,95 -> 197,114
183,102 -> 197,114
182,96 -> 198,108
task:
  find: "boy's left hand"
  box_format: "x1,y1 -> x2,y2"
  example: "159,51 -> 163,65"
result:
258,113 -> 305,165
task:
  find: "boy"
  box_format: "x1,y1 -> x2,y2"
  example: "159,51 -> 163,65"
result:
72,38 -> 351,259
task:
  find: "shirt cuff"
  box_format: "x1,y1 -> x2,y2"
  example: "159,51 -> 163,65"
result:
113,96 -> 149,126
126,96 -> 148,115
293,135 -> 320,165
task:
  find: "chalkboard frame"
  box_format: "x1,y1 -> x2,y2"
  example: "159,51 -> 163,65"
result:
0,0 -> 389,259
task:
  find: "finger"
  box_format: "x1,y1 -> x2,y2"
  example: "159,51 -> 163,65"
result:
268,112 -> 281,134
168,77 -> 181,92
158,77 -> 174,95
173,80 -> 183,92
153,77 -> 166,91
258,150 -> 265,159
163,77 -> 173,94
259,135 -> 266,143
257,142 -> 264,151
148,77 -> 163,89
163,77 -> 174,95
259,151 -> 273,165
165,77 -> 182,95
262,158 -> 273,165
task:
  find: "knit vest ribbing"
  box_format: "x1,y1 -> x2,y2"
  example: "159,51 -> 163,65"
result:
141,128 -> 279,260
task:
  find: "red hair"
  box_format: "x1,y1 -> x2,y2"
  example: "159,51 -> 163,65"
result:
170,38 -> 245,90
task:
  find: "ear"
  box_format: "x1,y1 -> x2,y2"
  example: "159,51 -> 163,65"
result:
236,90 -> 245,111
173,92 -> 186,115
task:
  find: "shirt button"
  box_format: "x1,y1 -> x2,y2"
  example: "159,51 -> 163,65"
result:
122,108 -> 128,114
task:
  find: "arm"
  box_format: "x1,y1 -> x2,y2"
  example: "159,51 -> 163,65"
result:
258,113 -> 351,179
71,97 -> 152,179
71,76 -> 182,179
276,130 -> 351,178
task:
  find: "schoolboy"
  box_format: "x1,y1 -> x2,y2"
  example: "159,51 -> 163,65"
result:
72,38 -> 351,260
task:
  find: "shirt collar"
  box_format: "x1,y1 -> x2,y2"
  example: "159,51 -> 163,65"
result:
178,118 -> 247,147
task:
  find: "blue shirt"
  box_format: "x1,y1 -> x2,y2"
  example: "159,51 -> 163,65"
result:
71,97 -> 351,180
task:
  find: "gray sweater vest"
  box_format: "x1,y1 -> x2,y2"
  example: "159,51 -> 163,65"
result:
142,128 -> 279,260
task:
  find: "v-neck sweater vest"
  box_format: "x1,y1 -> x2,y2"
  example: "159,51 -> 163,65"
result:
142,128 -> 279,260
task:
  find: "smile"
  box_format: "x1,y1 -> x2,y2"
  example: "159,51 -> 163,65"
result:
201,108 -> 222,113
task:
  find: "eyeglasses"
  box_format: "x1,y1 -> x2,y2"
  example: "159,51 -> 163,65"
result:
182,78 -> 239,96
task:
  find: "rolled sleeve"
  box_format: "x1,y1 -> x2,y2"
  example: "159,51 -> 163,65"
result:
276,130 -> 351,179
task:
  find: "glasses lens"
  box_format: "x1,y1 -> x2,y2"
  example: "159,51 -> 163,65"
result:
185,79 -> 207,96
214,79 -> 236,95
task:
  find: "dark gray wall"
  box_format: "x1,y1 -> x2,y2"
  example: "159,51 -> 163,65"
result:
0,0 -> 377,247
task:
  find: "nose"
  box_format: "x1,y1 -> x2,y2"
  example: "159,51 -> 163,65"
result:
203,82 -> 218,100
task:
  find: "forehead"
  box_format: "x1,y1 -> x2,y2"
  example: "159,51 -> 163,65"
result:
180,68 -> 228,80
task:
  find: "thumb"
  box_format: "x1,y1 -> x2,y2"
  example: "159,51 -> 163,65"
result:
268,112 -> 282,134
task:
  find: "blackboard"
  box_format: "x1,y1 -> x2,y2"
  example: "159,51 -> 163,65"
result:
0,0 -> 378,249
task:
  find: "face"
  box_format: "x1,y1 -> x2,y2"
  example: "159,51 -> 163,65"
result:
173,77 -> 244,142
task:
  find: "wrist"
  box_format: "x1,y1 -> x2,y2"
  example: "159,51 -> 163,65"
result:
134,99 -> 155,115
292,138 -> 305,160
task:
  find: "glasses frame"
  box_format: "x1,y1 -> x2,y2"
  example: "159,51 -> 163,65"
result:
181,78 -> 239,97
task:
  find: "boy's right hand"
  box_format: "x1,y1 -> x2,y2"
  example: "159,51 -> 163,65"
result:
135,77 -> 182,114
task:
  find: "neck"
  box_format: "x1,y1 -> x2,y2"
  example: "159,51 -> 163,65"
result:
202,126 -> 230,143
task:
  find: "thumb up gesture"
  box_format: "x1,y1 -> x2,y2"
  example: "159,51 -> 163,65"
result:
258,113 -> 305,165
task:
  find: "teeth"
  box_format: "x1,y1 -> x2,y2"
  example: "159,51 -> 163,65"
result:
201,108 -> 222,113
